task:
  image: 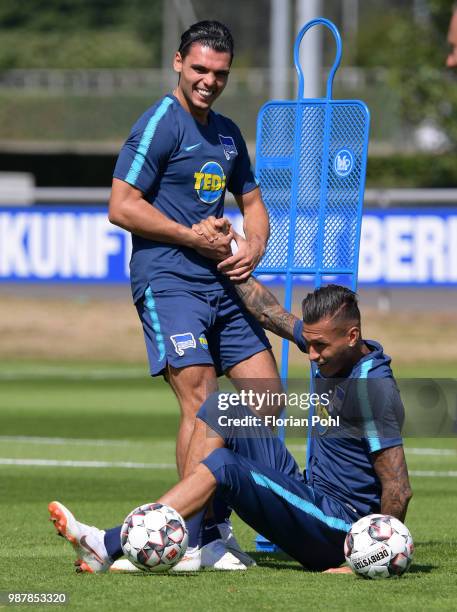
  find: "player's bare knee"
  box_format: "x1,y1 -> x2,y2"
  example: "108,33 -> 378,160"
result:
205,447 -> 236,467
168,365 -> 217,406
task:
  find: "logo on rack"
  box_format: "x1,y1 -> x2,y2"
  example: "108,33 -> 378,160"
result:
219,134 -> 238,160
194,161 -> 226,204
334,148 -> 354,177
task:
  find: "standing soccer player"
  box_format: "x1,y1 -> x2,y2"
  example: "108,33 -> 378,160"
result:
108,21 -> 282,568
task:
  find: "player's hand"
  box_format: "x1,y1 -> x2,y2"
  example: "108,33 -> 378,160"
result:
322,566 -> 353,574
217,231 -> 264,282
189,226 -> 233,262
192,216 -> 232,243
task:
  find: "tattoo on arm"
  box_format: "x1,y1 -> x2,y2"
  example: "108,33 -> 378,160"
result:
373,446 -> 413,522
234,277 -> 299,342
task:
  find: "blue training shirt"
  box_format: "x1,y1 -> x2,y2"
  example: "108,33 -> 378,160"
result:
113,94 -> 258,302
293,319 -> 404,517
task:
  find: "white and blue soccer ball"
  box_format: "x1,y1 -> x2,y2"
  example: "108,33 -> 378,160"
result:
121,503 -> 188,571
344,514 -> 414,579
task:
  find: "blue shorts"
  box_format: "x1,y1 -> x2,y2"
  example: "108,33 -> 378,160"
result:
136,285 -> 271,377
198,399 -> 359,571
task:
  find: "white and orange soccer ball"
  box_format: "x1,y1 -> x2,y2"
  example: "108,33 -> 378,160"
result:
344,514 -> 414,579
121,503 -> 188,572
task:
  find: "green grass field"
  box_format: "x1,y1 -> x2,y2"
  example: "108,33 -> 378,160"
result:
1,362 -> 456,611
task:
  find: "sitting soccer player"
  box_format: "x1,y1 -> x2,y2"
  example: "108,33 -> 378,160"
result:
48,282 -> 412,573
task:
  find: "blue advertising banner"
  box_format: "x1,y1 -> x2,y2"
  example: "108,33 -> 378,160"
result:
0,207 -> 129,283
0,206 -> 456,286
358,208 -> 457,286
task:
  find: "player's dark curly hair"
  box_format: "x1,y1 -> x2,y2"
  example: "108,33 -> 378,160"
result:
301,284 -> 360,325
178,21 -> 234,61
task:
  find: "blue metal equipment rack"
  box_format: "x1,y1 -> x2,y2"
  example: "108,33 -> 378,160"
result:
254,18 -> 370,552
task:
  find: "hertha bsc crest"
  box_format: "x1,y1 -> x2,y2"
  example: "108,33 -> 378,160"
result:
219,134 -> 238,160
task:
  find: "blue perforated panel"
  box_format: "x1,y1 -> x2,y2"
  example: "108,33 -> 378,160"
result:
254,18 -> 371,553
255,100 -> 369,278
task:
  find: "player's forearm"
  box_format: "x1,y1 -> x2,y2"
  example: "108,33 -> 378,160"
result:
234,277 -> 298,341
380,487 -> 412,522
243,200 -> 269,255
109,193 -> 194,247
373,446 -> 413,522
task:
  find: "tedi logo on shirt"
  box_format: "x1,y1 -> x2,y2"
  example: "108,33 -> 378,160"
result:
194,161 -> 226,204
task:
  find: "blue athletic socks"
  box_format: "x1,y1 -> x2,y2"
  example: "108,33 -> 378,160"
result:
212,496 -> 231,524
104,525 -> 123,560
185,509 -> 206,548
200,518 -> 221,547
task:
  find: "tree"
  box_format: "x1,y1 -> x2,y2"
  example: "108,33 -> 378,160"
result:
355,2 -> 457,149
0,0 -> 161,68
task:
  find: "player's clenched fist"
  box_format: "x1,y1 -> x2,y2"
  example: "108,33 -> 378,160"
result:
217,231 -> 264,282
192,215 -> 264,281
192,216 -> 232,242
191,216 -> 233,261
